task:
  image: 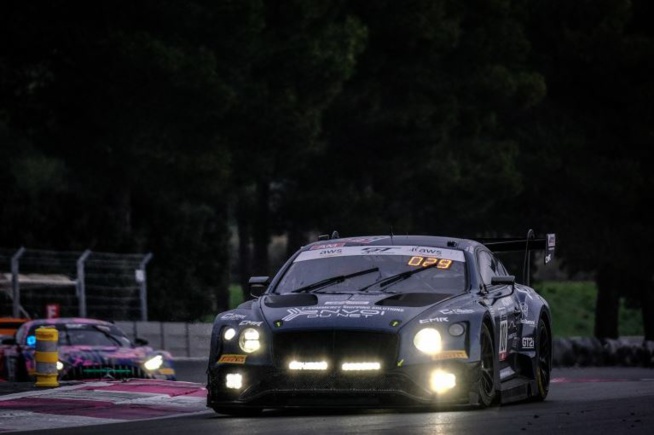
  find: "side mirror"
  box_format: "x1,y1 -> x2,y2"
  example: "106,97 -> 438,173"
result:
248,276 -> 270,298
134,337 -> 149,346
491,275 -> 515,286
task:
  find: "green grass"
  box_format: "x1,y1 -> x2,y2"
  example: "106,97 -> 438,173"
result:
229,283 -> 245,309
227,281 -> 644,338
535,281 -> 643,338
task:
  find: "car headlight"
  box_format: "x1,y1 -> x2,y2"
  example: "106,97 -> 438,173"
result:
448,323 -> 465,337
223,327 -> 237,341
414,328 -> 442,355
239,327 -> 261,353
144,355 -> 164,371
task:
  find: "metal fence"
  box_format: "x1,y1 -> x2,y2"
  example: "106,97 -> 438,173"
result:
0,247 -> 152,321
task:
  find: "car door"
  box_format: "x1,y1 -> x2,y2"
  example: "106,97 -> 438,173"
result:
477,249 -> 521,365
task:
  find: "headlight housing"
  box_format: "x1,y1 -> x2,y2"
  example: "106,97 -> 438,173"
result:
144,354 -> 164,371
238,327 -> 261,353
414,328 -> 442,355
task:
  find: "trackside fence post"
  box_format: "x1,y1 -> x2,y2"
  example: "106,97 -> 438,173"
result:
76,250 -> 91,317
11,247 -> 25,318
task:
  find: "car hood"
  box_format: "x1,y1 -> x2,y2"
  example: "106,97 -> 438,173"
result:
57,346 -> 151,364
258,292 -> 467,331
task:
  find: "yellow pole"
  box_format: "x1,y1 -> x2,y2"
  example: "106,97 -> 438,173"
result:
34,326 -> 59,387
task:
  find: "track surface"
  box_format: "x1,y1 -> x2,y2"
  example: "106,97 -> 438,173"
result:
1,363 -> 653,434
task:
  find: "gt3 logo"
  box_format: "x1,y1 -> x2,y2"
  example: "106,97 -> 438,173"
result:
522,337 -> 534,349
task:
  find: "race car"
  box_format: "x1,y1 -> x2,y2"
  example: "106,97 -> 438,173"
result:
0,317 -> 29,340
206,231 -> 556,415
0,317 -> 176,381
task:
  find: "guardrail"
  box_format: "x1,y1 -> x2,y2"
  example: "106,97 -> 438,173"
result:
115,321 -> 212,359
114,321 -> 654,367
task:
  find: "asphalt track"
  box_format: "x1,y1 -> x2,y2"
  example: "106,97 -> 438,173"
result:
1,362 -> 653,434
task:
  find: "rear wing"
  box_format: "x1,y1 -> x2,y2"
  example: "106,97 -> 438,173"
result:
477,230 -> 556,286
479,231 -> 556,264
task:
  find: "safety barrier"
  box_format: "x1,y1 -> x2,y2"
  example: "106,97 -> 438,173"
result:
34,326 -> 59,387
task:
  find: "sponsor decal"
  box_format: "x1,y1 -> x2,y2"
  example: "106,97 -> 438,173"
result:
282,306 -> 403,321
218,354 -> 247,364
324,301 -> 370,305
317,248 -> 343,257
239,320 -> 263,326
419,317 -> 449,324
293,246 -> 465,262
409,246 -> 443,256
310,242 -> 346,250
221,313 -> 246,320
431,350 -> 468,360
520,302 -> 529,316
341,236 -> 389,243
440,308 -> 474,314
360,247 -> 402,254
499,319 -> 508,361
520,319 -> 536,326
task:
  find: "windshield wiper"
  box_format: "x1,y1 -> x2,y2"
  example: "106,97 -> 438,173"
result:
91,325 -> 124,346
359,263 -> 442,292
291,267 -> 380,293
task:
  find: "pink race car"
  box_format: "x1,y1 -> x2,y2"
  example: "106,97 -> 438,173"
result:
0,317 -> 175,381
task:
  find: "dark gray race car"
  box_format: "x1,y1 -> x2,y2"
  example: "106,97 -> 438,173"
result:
206,231 -> 556,415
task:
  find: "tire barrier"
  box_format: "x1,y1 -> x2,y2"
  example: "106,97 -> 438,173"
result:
552,336 -> 654,368
34,326 -> 59,388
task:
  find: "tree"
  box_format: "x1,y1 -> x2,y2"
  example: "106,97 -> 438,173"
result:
520,0 -> 654,339
222,0 -> 368,293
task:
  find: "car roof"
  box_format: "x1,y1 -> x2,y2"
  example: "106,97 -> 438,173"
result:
301,235 -> 484,252
24,317 -> 112,326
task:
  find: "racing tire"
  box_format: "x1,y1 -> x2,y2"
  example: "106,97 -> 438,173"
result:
475,322 -> 498,408
531,316 -> 552,401
13,355 -> 30,382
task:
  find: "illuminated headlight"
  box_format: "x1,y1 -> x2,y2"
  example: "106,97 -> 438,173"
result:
56,361 -> 64,371
238,328 -> 261,353
289,360 -> 328,371
225,373 -> 243,389
144,355 -> 164,371
223,327 -> 237,341
414,328 -> 442,354
430,370 -> 456,393
342,362 -> 381,371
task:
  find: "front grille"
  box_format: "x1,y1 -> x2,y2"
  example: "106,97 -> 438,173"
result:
62,364 -> 149,380
272,330 -> 399,371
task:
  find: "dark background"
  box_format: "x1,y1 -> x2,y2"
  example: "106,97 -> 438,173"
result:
1,1 -> 652,339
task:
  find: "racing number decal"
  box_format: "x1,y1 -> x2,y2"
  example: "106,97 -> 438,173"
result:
407,257 -> 452,269
499,319 -> 508,361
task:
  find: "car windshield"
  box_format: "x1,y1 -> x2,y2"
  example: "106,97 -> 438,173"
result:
26,323 -> 132,347
275,245 -> 467,295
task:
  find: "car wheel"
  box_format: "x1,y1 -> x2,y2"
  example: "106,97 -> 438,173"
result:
476,322 -> 498,407
532,316 -> 551,401
13,355 -> 30,382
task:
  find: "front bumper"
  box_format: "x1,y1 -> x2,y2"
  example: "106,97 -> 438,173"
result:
206,360 -> 478,410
